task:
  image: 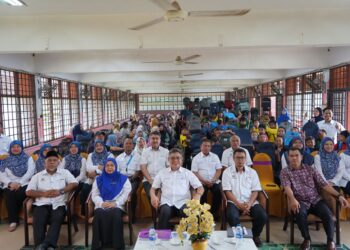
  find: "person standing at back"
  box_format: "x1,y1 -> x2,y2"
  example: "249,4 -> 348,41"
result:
140,131 -> 169,200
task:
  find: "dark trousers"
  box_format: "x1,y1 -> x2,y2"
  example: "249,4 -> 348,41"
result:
201,183 -> 221,217
158,204 -> 186,229
226,202 -> 268,237
33,205 -> 66,247
80,183 -> 92,215
294,200 -> 334,242
129,177 -> 140,223
92,207 -> 125,250
4,185 -> 27,223
143,181 -> 152,200
343,182 -> 350,195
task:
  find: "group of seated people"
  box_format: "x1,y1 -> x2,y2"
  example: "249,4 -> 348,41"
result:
0,107 -> 349,250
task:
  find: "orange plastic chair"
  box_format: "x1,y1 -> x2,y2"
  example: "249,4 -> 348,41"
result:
252,153 -> 283,217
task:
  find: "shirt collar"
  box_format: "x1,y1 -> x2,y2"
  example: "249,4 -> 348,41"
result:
43,168 -> 62,176
235,166 -> 246,172
168,166 -> 183,172
200,152 -> 210,158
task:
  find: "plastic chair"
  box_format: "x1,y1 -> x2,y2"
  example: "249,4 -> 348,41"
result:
252,153 -> 283,217
310,150 -> 319,157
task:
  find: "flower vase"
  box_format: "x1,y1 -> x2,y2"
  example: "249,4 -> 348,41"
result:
192,240 -> 208,250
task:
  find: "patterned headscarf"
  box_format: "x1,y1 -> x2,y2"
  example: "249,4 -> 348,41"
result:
319,137 -> 340,180
0,140 -> 29,177
64,141 -> 82,178
35,143 -> 52,173
91,140 -> 109,166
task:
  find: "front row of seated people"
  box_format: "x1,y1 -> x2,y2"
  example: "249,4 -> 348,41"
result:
0,134 -> 350,249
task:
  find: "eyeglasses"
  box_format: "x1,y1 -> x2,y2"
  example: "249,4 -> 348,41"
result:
234,157 -> 246,160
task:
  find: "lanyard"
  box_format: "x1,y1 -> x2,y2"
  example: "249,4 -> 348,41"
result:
125,153 -> 134,173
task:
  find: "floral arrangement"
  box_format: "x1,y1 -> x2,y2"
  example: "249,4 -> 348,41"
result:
176,199 -> 214,243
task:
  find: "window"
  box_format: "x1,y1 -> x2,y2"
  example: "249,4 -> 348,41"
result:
139,92 -> 225,111
0,69 -> 37,147
330,65 -> 350,89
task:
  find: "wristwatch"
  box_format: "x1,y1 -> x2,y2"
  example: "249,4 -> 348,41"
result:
60,189 -> 65,195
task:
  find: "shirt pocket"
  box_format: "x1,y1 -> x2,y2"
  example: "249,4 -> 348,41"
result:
242,176 -> 253,189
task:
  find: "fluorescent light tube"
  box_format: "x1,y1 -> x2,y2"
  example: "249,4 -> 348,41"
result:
2,0 -> 26,6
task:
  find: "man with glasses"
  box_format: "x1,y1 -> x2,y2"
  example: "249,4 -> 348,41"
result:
222,148 -> 267,247
150,148 -> 203,229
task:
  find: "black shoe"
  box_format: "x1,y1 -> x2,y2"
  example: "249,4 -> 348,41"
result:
35,243 -> 48,250
299,239 -> 311,250
253,236 -> 262,247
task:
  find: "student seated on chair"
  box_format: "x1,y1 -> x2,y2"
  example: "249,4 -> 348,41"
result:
222,148 -> 268,247
91,158 -> 131,250
192,139 -> 222,219
150,148 -> 203,229
26,150 -> 78,250
280,147 -> 348,250
140,131 -> 169,200
0,140 -> 35,232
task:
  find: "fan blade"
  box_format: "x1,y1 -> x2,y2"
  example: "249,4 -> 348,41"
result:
149,0 -> 179,11
129,17 -> 164,30
183,73 -> 203,77
184,62 -> 198,64
182,54 -> 201,61
188,9 -> 250,17
171,1 -> 182,11
142,61 -> 173,63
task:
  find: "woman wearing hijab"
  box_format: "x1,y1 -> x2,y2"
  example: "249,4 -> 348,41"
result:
80,140 -> 113,215
311,107 -> 324,123
281,137 -> 314,169
314,137 -> 344,190
277,107 -> 291,126
134,137 -> 146,157
91,158 -> 131,250
339,137 -> 350,195
0,140 -> 35,232
35,143 -> 52,173
59,141 -> 87,191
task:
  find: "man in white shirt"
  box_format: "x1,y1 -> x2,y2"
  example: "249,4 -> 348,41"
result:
116,137 -> 141,223
0,123 -> 12,156
191,139 -> 222,219
26,151 -> 78,250
221,135 -> 252,169
317,108 -> 346,144
140,131 -> 169,199
222,148 -> 267,247
151,148 -> 203,229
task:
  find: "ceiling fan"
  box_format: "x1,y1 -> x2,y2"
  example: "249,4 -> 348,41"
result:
129,0 -> 250,30
177,72 -> 203,78
143,54 -> 200,65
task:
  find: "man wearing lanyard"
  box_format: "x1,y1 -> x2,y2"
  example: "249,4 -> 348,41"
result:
116,137 -> 141,223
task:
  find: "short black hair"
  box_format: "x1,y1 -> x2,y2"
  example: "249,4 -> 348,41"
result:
233,148 -> 246,156
201,138 -> 212,145
278,127 -> 286,132
169,148 -> 183,156
305,136 -> 315,142
149,131 -> 161,137
288,147 -> 303,155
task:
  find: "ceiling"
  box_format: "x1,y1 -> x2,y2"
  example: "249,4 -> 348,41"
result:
1,0 -> 350,93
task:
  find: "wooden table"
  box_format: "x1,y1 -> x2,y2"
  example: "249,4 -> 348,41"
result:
133,230 -> 258,250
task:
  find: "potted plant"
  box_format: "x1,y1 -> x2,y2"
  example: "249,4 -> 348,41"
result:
176,199 -> 214,250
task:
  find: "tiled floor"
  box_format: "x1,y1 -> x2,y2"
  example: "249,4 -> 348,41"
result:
1,217 -> 349,249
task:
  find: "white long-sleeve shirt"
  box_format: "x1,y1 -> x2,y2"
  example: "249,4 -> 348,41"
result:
339,153 -> 350,187
313,154 -> 344,186
86,152 -> 114,185
0,157 -> 35,187
59,157 -> 87,183
91,178 -> 131,211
